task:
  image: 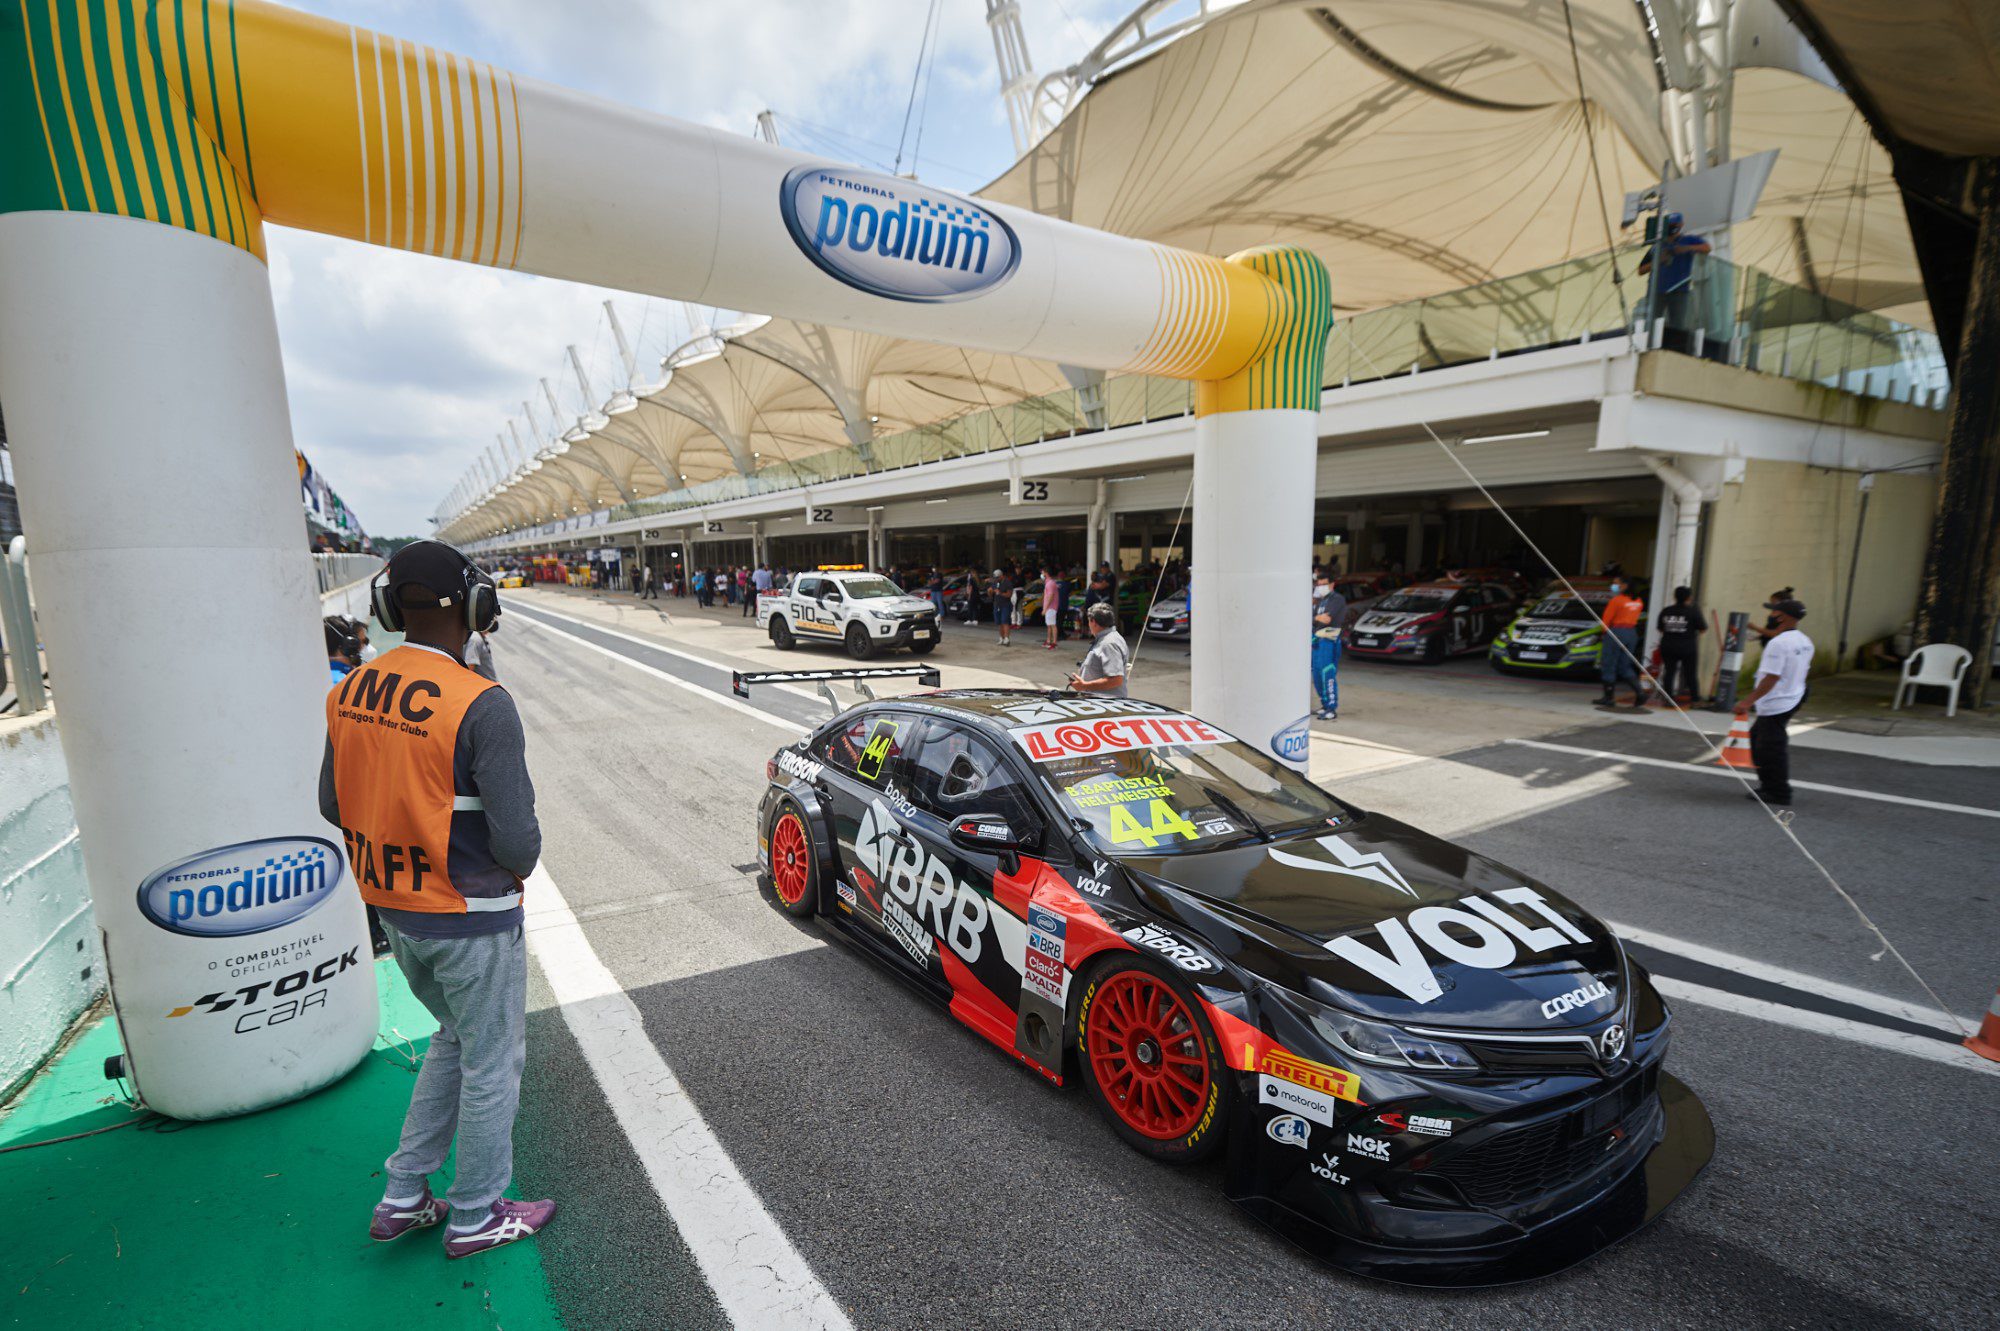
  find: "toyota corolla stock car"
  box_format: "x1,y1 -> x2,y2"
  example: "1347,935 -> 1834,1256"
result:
746,678 -> 1712,1284
1345,582 -> 1518,664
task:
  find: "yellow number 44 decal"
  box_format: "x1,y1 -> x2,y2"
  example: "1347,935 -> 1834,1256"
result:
1107,799 -> 1199,848
856,720 -> 901,782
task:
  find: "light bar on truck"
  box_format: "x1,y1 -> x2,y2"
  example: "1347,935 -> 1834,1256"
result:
731,665 -> 942,699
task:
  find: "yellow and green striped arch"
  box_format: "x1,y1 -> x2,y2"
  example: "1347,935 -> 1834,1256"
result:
2,0 -> 526,267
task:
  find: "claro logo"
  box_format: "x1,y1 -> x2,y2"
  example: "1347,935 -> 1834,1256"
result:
136,837 -> 344,938
780,165 -> 1021,303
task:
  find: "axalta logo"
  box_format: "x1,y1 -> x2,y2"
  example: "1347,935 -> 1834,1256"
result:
780,165 -> 1021,304
136,837 -> 343,938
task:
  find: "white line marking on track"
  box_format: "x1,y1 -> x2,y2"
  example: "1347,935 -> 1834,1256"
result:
507,609 -> 806,735
1607,921 -> 1970,1035
1651,976 -> 2000,1077
524,864 -> 854,1329
505,598 -> 826,704
1505,737 -> 2000,820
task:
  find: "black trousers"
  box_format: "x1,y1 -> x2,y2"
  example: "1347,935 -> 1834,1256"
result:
1659,643 -> 1699,699
1750,702 -> 1800,799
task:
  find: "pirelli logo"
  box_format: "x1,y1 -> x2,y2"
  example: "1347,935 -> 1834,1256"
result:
1254,1046 -> 1362,1104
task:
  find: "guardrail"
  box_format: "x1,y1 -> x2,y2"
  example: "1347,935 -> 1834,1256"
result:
0,535 -> 45,714
314,552 -> 382,594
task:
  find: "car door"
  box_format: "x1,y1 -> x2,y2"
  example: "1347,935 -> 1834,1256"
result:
898,718 -> 1048,1005
806,709 -> 933,973
791,575 -> 838,641
1478,585 -> 1514,645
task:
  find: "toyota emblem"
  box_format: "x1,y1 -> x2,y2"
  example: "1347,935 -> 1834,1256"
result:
1598,1023 -> 1628,1062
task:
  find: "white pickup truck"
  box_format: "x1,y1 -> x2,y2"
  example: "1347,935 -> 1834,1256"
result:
757,570 -> 942,659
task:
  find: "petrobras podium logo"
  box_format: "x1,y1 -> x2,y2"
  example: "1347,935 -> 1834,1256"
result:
780,165 -> 1021,304
1271,715 -> 1311,765
137,836 -> 344,938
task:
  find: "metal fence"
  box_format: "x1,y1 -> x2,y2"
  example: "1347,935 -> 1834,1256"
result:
0,535 -> 45,714
314,552 -> 382,594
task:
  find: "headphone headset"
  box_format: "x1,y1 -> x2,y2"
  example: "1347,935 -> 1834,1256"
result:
324,616 -> 362,662
371,540 -> 500,635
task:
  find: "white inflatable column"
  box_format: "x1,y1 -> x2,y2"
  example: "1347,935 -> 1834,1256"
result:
0,213 -> 377,1119
1186,247 -> 1331,771
1189,410 -> 1320,767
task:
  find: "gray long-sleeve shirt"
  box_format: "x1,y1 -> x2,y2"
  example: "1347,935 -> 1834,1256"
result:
320,682 -> 540,938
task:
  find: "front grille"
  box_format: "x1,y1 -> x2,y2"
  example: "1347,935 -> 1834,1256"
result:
1427,1068 -> 1658,1211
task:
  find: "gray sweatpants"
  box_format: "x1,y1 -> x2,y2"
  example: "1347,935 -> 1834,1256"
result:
381,922 -> 528,1227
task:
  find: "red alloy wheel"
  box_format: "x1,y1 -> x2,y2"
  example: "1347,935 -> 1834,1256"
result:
770,812 -> 810,905
1084,970 -> 1213,1140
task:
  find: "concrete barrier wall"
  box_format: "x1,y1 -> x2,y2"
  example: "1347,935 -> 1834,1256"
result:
0,712 -> 99,1103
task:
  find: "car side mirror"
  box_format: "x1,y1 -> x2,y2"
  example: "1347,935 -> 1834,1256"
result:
950,817 -> 1024,853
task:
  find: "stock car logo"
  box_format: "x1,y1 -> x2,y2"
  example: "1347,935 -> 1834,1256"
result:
137,836 -> 343,938
1323,886 -> 1593,1005
165,947 -> 361,1033
781,165 -> 1021,303
1266,835 -> 1417,899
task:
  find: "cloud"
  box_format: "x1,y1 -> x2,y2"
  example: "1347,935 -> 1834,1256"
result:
262,0 -> 1127,538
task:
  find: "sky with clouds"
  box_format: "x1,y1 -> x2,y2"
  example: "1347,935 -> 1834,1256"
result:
271,0 -> 1131,539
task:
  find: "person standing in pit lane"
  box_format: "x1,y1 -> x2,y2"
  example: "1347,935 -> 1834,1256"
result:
322,540 -> 555,1257
1069,603 -> 1129,697
1655,586 -> 1706,702
1311,569 -> 1347,720
990,567 -> 1016,646
1596,578 -> 1651,707
1042,565 -> 1062,650
1736,598 -> 1813,807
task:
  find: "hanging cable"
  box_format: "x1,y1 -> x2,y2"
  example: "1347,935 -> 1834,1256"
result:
1123,478 -> 1194,683
1559,0 -> 1637,345
1330,316 -> 1970,1036
893,0 -> 944,177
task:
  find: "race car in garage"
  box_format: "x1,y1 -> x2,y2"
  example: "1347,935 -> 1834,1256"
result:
1344,582 -> 1519,663
1143,587 -> 1190,639
747,678 -> 1711,1284
1489,581 -> 1617,677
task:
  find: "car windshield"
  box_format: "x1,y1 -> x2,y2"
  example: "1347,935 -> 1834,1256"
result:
1334,581 -> 1374,600
1009,711 -> 1344,856
1526,596 -> 1605,621
839,577 -> 904,600
1373,590 -> 1451,613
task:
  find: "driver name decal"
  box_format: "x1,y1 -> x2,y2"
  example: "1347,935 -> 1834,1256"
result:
1324,886 -> 1592,1004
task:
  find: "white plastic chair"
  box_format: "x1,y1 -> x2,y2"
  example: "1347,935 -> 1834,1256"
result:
1894,643 -> 1972,717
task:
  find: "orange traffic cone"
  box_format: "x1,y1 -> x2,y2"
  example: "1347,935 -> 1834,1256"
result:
1966,986 -> 2000,1062
1717,715 -> 1755,770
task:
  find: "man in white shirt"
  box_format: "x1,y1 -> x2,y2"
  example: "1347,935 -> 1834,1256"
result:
1735,598 -> 1812,806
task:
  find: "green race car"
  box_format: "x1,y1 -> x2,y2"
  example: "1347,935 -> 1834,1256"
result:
1489,585 -> 1616,677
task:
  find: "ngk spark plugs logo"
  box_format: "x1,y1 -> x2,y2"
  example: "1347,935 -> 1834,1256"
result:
781,165 -> 1021,303
137,836 -> 344,938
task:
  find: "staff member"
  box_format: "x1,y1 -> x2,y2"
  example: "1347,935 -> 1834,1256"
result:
1069,603 -> 1129,696
1310,570 -> 1347,721
1655,586 -> 1706,702
321,540 -> 555,1258
1596,579 -> 1650,707
1736,598 -> 1813,807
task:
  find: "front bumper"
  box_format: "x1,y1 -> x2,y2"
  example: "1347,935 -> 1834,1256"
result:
1345,632 -> 1428,658
869,614 -> 941,646
1490,640 -> 1601,675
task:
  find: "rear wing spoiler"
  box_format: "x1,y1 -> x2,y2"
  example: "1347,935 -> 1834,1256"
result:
731,665 -> 941,713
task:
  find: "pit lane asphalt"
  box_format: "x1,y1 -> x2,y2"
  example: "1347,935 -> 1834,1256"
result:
494,609 -> 2000,1330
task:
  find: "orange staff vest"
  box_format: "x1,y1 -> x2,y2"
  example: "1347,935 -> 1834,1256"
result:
326,643 -> 521,915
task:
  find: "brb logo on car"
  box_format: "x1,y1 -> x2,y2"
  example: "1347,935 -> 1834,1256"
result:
137,836 -> 343,938
780,165 -> 1021,304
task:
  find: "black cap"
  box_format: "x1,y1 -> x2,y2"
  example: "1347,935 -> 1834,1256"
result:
1772,598 -> 1806,620
385,539 -> 470,609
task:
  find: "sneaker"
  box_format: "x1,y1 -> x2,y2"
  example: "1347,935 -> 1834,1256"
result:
1746,791 -> 1792,808
1316,709 -> 1338,721
444,1198 -> 558,1259
370,1185 -> 446,1242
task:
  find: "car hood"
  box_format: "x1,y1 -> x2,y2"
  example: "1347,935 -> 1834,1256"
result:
1353,609 -> 1441,631
858,595 -> 938,614
1120,815 -> 1622,1029
1148,596 -> 1189,617
1508,615 -> 1601,636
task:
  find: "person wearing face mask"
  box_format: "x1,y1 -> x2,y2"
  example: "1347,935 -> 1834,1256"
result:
1310,570 -> 1347,720
1596,578 -> 1650,706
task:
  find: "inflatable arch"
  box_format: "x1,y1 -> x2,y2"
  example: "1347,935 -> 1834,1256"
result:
0,0 -> 1330,1117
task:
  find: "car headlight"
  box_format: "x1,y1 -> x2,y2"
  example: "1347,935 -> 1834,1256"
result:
1309,1002 -> 1481,1072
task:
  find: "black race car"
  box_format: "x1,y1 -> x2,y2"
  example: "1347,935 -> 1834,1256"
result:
747,677 -> 1712,1285
1346,582 -> 1518,664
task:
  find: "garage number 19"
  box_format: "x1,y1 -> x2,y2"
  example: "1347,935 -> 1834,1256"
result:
857,719 -> 901,783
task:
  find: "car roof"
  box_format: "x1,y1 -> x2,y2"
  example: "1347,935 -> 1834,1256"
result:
827,689 -> 1102,725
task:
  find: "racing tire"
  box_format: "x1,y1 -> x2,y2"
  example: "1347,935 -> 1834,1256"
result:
770,617 -> 795,650
844,623 -> 878,660
1421,633 -> 1446,665
1075,955 -> 1229,1164
765,801 -> 818,918
907,638 -> 938,656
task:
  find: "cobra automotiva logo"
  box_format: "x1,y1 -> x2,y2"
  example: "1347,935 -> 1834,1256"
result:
780,165 -> 1021,303
136,836 -> 344,938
